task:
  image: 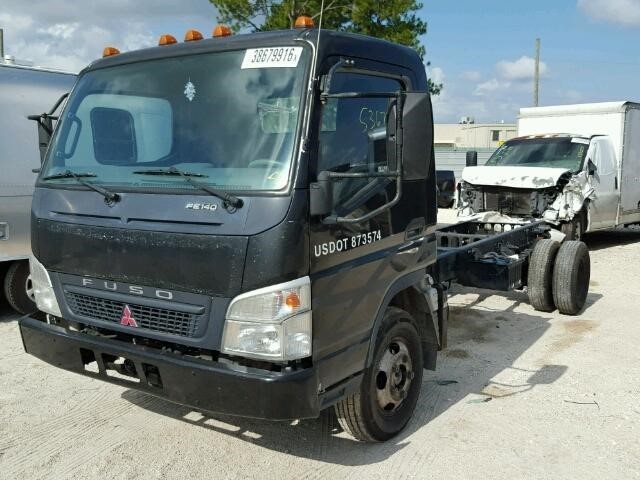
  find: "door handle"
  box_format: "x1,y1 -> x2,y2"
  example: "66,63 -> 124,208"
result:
398,238 -> 422,254
406,226 -> 422,238
405,217 -> 425,240
615,176 -> 618,190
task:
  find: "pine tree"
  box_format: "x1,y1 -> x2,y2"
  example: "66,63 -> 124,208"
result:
210,0 -> 442,94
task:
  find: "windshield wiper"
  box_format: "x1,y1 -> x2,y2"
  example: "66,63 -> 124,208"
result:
130,169 -> 208,178
41,170 -> 120,205
133,167 -> 244,210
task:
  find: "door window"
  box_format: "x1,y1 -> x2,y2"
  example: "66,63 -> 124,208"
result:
594,138 -> 616,176
318,72 -> 402,215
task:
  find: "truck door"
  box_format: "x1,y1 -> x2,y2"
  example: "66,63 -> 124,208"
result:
309,67 -> 435,389
588,137 -> 619,229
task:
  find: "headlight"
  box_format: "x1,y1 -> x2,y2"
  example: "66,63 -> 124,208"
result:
222,277 -> 312,361
29,255 -> 62,317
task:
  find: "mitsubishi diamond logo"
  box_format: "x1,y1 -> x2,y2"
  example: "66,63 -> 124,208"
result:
120,305 -> 138,327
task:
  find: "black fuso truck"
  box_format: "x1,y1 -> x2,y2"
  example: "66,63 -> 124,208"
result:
21,23 -> 591,442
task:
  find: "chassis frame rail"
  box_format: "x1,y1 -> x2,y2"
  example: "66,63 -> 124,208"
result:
435,220 -> 551,291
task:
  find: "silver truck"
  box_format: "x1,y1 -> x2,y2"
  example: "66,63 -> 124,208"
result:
458,102 -> 640,240
1,60 -> 75,313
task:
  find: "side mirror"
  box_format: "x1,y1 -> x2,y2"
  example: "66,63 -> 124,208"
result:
401,92 -> 432,180
30,115 -> 54,163
466,150 -> 478,167
27,92 -> 69,164
587,159 -> 597,176
310,171 -> 333,216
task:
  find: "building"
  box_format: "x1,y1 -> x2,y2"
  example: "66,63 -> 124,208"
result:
433,121 -> 517,179
434,122 -> 517,149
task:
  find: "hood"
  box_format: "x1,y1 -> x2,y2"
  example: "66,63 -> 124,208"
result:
461,166 -> 571,189
31,188 -> 294,298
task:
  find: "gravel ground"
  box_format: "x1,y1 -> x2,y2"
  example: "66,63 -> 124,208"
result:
1,210 -> 639,480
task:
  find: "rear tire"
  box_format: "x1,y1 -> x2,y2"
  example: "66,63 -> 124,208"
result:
334,307 -> 423,442
527,239 -> 560,312
552,241 -> 590,315
3,261 -> 37,315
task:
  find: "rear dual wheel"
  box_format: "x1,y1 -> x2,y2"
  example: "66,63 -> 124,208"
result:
527,239 -> 560,312
334,307 -> 423,442
528,240 -> 590,315
552,241 -> 590,315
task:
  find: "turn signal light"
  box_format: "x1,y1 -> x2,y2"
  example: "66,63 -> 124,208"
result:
102,46 -> 120,58
213,24 -> 232,38
294,16 -> 315,28
184,29 -> 204,42
158,34 -> 178,46
285,292 -> 301,309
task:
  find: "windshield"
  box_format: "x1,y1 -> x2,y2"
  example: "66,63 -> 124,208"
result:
485,137 -> 589,171
41,47 -> 309,192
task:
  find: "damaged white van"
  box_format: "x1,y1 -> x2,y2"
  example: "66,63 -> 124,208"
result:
458,102 -> 640,240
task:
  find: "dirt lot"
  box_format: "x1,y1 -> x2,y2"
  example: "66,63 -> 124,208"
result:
1,211 -> 639,480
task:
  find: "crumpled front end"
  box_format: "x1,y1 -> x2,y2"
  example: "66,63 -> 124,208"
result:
541,172 -> 594,224
458,170 -> 594,225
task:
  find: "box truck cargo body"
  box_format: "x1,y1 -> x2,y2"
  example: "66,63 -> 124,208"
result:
0,62 -> 75,313
458,102 -> 640,239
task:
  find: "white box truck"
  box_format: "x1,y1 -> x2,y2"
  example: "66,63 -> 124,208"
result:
1,60 -> 75,313
458,102 -> 640,240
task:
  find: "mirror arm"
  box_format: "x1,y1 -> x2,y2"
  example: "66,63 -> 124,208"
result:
27,92 -> 70,127
320,58 -> 355,103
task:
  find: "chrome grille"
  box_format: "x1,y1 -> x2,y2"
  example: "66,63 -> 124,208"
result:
65,291 -> 199,337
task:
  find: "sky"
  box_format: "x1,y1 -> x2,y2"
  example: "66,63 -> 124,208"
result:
1,0 -> 639,123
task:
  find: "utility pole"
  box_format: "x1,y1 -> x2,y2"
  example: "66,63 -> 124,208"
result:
0,29 -> 4,62
534,37 -> 540,107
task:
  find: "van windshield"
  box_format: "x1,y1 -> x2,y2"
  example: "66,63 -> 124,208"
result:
485,137 -> 589,172
40,48 -> 309,192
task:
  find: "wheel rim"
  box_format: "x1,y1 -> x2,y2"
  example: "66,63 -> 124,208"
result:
25,275 -> 35,302
375,338 -> 414,414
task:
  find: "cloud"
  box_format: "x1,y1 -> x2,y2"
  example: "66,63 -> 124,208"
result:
430,66 -> 520,123
428,66 -> 445,85
461,70 -> 481,82
474,78 -> 509,96
496,56 -> 548,81
0,0 -> 219,71
578,0 -> 640,27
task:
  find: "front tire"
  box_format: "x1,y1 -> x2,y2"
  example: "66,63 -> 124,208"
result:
560,209 -> 586,241
334,307 -> 423,442
3,261 -> 37,315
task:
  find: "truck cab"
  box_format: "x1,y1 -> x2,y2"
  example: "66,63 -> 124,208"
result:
21,25 -> 442,441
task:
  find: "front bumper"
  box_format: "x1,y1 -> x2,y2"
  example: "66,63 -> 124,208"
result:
19,315 -> 321,420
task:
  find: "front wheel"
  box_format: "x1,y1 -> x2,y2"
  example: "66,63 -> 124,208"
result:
334,307 -> 423,442
3,261 -> 37,315
560,209 -> 586,241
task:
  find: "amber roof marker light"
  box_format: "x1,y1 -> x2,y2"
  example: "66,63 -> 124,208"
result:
184,29 -> 204,42
294,16 -> 315,28
213,24 -> 232,38
102,46 -> 120,58
158,34 -> 178,46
